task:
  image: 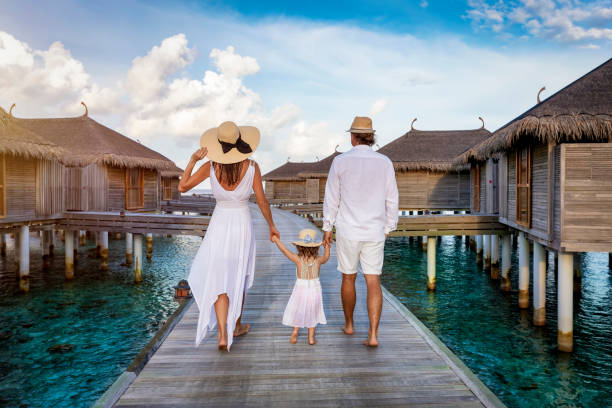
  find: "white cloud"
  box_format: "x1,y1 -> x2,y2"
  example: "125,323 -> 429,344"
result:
369,99 -> 388,116
465,0 -> 612,45
0,31 -> 117,117
281,121 -> 344,161
420,0 -> 429,8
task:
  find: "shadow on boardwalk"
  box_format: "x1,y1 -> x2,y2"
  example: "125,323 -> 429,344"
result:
113,206 -> 504,407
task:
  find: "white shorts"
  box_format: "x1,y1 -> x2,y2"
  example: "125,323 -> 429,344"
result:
336,235 -> 385,275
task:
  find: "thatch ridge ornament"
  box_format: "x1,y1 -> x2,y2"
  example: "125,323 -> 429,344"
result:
9,103 -> 15,118
410,118 -> 417,131
334,144 -> 340,152
537,87 -> 546,104
478,117 -> 485,129
81,101 -> 88,117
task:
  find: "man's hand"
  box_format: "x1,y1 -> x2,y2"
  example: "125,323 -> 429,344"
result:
269,225 -> 280,242
323,231 -> 333,246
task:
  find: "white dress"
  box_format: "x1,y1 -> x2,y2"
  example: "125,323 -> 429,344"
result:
187,161 -> 256,350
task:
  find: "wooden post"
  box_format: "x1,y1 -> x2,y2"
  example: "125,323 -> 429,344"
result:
115,232 -> 122,240
100,231 -> 109,271
79,230 -> 86,245
518,232 -> 529,309
73,232 -> 79,261
126,232 -> 133,265
558,252 -> 574,352
483,235 -> 491,271
0,233 -> 5,257
42,230 -> 50,269
421,236 -> 427,252
491,235 -> 499,279
476,236 -> 483,266
134,234 -> 143,283
500,235 -> 511,291
49,230 -> 54,256
573,253 -> 582,293
65,230 -> 74,280
95,232 -> 101,257
19,225 -> 30,293
14,230 -> 20,269
533,242 -> 546,326
427,237 -> 436,290
146,233 -> 153,259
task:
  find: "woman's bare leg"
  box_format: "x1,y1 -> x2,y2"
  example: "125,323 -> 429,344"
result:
308,327 -> 317,345
290,327 -> 299,344
215,294 -> 229,349
234,291 -> 250,337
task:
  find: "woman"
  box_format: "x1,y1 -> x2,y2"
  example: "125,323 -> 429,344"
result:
178,121 -> 279,351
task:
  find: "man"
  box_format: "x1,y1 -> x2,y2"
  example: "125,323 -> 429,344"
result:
322,116 -> 399,347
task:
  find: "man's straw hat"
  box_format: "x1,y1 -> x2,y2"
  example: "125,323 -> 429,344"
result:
292,229 -> 323,247
346,116 -> 375,134
200,121 -> 260,164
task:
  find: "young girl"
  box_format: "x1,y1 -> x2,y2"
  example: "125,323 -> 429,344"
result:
272,229 -> 330,345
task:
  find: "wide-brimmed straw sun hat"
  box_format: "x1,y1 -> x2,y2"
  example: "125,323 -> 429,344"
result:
292,229 -> 323,247
200,121 -> 261,164
346,116 -> 376,134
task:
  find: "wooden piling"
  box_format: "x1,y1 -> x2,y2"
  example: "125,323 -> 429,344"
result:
421,235 -> 427,252
483,235 -> 491,271
79,230 -> 86,245
49,230 -> 54,256
42,230 -> 51,269
500,235 -> 511,291
134,234 -> 143,283
518,232 -> 529,309
146,233 -> 153,259
427,236 -> 436,290
115,232 -> 122,240
533,242 -> 546,326
573,253 -> 582,293
0,233 -> 5,257
491,235 -> 499,279
19,225 -> 30,293
476,235 -> 483,266
126,232 -> 133,265
73,232 -> 79,261
65,230 -> 74,279
558,252 -> 574,352
100,231 -> 109,271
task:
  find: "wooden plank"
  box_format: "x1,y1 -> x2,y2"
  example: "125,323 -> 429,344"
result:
111,205 -> 503,408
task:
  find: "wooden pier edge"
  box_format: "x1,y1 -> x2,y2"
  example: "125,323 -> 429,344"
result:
381,286 -> 506,408
93,298 -> 194,408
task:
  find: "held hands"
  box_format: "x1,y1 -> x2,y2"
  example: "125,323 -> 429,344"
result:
190,147 -> 208,162
269,225 -> 280,242
323,231 -> 333,247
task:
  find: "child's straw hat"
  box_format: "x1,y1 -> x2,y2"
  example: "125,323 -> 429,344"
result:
292,229 -> 322,247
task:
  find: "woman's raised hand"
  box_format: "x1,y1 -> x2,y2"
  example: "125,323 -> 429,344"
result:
190,147 -> 208,162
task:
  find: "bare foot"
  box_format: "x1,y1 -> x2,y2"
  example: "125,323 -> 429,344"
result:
363,338 -> 378,347
308,328 -> 317,345
342,326 -> 354,335
308,337 -> 317,345
217,333 -> 228,351
290,328 -> 299,344
233,323 -> 250,337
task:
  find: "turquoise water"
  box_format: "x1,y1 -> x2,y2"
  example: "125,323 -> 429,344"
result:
0,233 -> 201,408
1,233 -> 610,407
382,236 -> 612,408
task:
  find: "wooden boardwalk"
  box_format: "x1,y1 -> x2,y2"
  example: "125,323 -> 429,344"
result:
114,206 -> 503,407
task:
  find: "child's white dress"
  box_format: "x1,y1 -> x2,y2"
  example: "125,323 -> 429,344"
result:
282,259 -> 326,328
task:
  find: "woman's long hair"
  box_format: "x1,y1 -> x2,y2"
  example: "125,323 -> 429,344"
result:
213,160 -> 246,186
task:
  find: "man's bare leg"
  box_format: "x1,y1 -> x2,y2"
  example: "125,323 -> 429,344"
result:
363,274 -> 382,347
234,291 -> 250,337
341,273 -> 357,334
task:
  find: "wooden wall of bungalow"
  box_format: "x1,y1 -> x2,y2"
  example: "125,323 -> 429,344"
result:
394,169 -> 471,211
263,161 -> 321,204
468,158 -> 499,215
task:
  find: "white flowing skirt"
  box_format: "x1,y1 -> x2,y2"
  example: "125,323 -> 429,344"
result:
282,278 -> 327,328
187,205 -> 255,350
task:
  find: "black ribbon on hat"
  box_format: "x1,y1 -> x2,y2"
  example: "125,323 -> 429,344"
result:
219,132 -> 253,154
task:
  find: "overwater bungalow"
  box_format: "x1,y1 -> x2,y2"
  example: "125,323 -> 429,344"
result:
13,104 -> 178,212
376,120 -> 491,212
160,164 -> 183,202
262,160 -> 317,204
295,151 -> 341,204
455,57 -> 612,352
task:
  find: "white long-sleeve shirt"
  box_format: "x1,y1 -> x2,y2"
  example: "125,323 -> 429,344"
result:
322,145 -> 399,242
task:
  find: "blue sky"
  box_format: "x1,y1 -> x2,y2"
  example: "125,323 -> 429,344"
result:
1,0 -> 611,175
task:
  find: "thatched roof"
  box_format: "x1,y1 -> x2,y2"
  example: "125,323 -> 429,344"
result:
160,164 -> 184,177
465,57 -> 612,162
297,151 -> 341,178
262,160 -> 316,181
14,113 -> 177,171
377,128 -> 492,172
0,107 -> 66,160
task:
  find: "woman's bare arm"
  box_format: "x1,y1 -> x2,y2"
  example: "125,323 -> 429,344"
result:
271,236 -> 300,264
252,161 -> 280,241
178,148 -> 210,193
318,242 -> 331,265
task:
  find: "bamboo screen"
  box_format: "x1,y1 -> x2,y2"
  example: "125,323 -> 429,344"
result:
162,177 -> 173,200
125,168 -> 144,209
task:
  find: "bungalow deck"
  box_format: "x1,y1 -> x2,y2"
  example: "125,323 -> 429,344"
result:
109,205 -> 504,407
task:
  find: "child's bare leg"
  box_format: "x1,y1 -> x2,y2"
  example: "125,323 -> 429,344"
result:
308,327 -> 317,345
290,327 -> 299,344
